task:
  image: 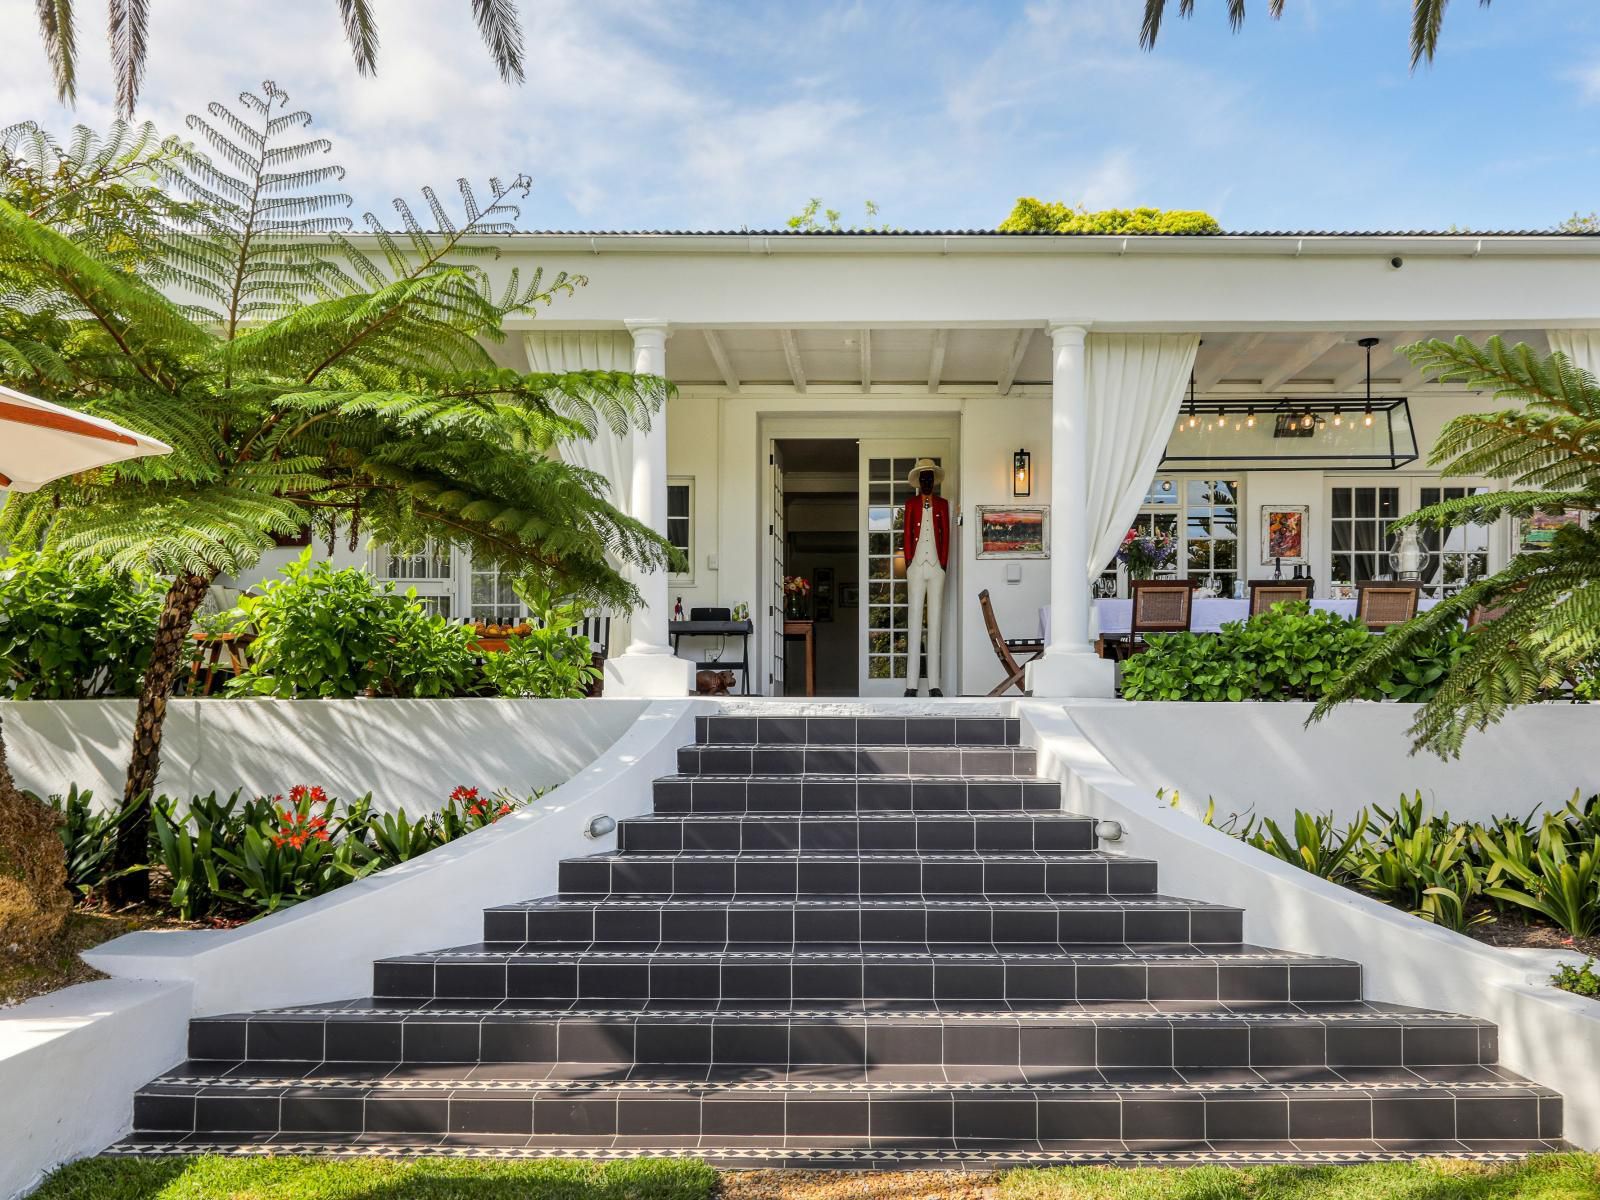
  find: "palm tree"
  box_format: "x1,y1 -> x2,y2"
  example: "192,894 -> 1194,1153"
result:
1139,1 -> 1491,67
1310,337 -> 1600,757
0,84 -> 670,903
34,0 -> 525,117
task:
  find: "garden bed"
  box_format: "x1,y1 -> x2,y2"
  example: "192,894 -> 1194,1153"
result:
0,905 -> 229,1008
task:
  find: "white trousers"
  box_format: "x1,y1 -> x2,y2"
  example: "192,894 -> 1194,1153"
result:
905,560 -> 945,691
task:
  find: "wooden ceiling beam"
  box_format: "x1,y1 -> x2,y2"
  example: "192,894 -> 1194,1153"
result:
701,329 -> 740,393
927,329 -> 948,391
1257,332 -> 1346,391
779,329 -> 807,393
1194,333 -> 1267,391
995,328 -> 1031,396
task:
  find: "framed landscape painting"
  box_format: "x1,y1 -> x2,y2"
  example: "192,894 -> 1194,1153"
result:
1519,508 -> 1585,552
976,506 -> 1049,558
1261,505 -> 1308,564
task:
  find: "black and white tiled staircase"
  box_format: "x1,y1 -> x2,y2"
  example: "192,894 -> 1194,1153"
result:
111,712 -> 1565,1167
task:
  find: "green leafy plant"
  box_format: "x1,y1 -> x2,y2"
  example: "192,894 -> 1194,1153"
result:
0,552 -> 160,699
1356,794 -> 1489,931
482,583 -> 601,698
1552,957 -> 1600,999
41,784 -> 141,895
229,554 -> 478,699
1479,821 -> 1600,939
999,199 -> 1220,234
1236,809 -> 1370,884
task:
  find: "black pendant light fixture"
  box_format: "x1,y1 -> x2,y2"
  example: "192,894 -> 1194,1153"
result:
1359,336 -> 1380,427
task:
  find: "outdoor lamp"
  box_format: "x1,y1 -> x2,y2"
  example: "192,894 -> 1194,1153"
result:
1390,525 -> 1426,581
1012,448 -> 1032,496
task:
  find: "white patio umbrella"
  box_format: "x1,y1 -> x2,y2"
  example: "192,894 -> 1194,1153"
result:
0,383 -> 170,491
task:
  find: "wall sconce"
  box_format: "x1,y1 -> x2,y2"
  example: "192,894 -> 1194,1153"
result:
1012,448 -> 1032,497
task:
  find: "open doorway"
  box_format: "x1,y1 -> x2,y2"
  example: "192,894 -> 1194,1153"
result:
777,438 -> 859,695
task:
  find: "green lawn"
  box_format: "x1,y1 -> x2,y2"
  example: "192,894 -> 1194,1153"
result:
997,1157 -> 1600,1200
32,1157 -> 718,1200
28,1154 -> 1600,1200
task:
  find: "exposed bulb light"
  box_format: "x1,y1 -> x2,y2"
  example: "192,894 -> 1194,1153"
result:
1358,336 -> 1381,432
1363,406 -> 1374,427
1245,408 -> 1256,428
1333,407 -> 1343,427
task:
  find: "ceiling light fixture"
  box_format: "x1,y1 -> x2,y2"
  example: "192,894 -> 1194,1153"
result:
1359,336 -> 1380,427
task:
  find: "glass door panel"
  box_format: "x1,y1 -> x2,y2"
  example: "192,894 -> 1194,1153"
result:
859,440 -> 951,695
770,441 -> 785,694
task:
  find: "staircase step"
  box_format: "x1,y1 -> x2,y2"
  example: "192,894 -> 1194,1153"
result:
131,1062 -> 1559,1146
103,1134 -> 1573,1166
654,774 -> 1061,815
558,851 -> 1155,897
678,744 -> 1038,777
696,714 -> 1020,747
487,895 -> 1242,945
187,1002 -> 1499,1070
371,945 -> 1362,1004
618,812 -> 1096,854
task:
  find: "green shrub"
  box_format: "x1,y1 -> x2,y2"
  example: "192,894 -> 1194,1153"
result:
42,785 -> 140,896
1121,601 -> 1465,703
229,553 -> 478,698
1552,957 -> 1599,999
999,199 -> 1221,235
481,624 -> 600,698
0,551 -> 160,698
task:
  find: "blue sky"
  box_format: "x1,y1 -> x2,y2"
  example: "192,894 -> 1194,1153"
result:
2,0 -> 1598,233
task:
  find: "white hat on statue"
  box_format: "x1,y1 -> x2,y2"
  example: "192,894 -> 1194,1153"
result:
906,458 -> 945,489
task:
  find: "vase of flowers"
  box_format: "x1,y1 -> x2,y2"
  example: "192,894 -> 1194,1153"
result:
1117,528 -> 1178,580
783,575 -> 811,619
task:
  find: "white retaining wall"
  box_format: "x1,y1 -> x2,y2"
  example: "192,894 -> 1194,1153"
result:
1,697 -> 649,812
1021,700 -> 1600,1149
1069,700 -> 1600,826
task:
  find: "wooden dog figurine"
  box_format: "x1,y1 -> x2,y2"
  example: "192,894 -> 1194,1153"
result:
695,669 -> 736,696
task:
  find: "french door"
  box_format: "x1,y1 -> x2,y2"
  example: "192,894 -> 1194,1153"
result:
1325,477 -> 1499,598
769,441 -> 786,694
858,440 -> 953,696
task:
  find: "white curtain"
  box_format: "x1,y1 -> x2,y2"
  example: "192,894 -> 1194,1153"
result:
1083,333 -> 1201,580
1548,329 -> 1600,377
524,331 -> 634,508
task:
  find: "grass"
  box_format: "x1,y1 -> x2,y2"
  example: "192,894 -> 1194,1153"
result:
995,1157 -> 1600,1200
32,1156 -> 719,1199
27,1156 -> 1600,1200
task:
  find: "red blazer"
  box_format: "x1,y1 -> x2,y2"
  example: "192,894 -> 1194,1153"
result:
903,494 -> 950,569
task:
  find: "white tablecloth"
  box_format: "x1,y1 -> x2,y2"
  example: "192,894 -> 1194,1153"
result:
1039,597 -> 1440,640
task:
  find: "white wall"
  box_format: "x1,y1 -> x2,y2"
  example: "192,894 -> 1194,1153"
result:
3,698 -> 647,811
1067,699 -> 1600,826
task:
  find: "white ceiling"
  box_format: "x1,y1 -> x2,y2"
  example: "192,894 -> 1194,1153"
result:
653,327 -> 1552,395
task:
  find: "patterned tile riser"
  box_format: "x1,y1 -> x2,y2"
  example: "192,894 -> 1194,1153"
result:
677,746 -> 1039,777
616,813 -> 1097,855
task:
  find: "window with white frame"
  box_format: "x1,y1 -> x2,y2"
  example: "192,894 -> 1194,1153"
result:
1098,476 -> 1242,598
469,560 -> 525,624
667,478 -> 693,582
1328,480 -> 1494,599
372,541 -> 456,618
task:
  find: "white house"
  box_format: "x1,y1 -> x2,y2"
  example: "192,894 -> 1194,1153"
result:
240,228 -> 1600,698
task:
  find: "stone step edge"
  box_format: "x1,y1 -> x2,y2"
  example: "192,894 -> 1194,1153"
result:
101,1139 -> 1570,1165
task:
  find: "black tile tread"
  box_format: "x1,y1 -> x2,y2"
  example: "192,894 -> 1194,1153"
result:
695,715 -> 1022,747
676,745 -> 1039,777
651,775 -> 1062,815
102,1135 -> 1573,1166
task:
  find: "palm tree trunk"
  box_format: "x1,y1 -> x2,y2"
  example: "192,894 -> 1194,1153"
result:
107,569 -> 215,906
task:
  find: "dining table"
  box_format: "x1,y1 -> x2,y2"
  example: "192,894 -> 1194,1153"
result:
1038,596 -> 1440,642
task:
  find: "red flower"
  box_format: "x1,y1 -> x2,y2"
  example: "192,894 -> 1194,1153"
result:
496,804 -> 512,818
450,785 -> 479,804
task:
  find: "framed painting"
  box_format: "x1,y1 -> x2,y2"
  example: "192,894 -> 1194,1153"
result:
1519,508 -> 1585,553
1260,505 -> 1309,565
976,506 -> 1050,558
813,567 -> 834,622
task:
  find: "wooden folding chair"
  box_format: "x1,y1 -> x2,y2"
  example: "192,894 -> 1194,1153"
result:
978,589 -> 1044,696
1111,578 -> 1201,660
1356,580 -> 1422,631
1247,579 -> 1314,617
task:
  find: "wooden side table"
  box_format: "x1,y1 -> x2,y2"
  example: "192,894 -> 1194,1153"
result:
783,619 -> 815,697
188,632 -> 253,696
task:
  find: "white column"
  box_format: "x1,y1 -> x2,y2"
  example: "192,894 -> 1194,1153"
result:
604,320 -> 694,696
1026,321 -> 1115,697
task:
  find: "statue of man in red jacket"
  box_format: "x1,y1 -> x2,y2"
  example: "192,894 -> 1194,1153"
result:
902,458 -> 950,696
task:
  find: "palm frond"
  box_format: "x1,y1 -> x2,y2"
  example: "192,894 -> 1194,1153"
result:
106,0 -> 150,118
470,0 -> 525,83
337,0 -> 380,75
34,0 -> 78,105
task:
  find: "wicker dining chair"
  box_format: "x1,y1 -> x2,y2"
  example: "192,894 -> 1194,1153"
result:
1247,579 -> 1314,617
1111,578 -> 1202,659
1355,580 -> 1422,631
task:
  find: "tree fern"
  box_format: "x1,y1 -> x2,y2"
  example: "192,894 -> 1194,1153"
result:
1312,335 -> 1600,757
0,95 -> 669,900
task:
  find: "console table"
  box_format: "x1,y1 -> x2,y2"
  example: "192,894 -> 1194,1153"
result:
783,619 -> 816,697
668,618 -> 754,695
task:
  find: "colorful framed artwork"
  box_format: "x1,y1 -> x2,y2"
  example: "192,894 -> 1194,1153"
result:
1519,508 -> 1585,553
976,506 -> 1050,559
1261,505 -> 1309,564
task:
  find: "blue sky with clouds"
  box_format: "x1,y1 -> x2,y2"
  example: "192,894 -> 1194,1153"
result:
2,0 -> 1598,233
